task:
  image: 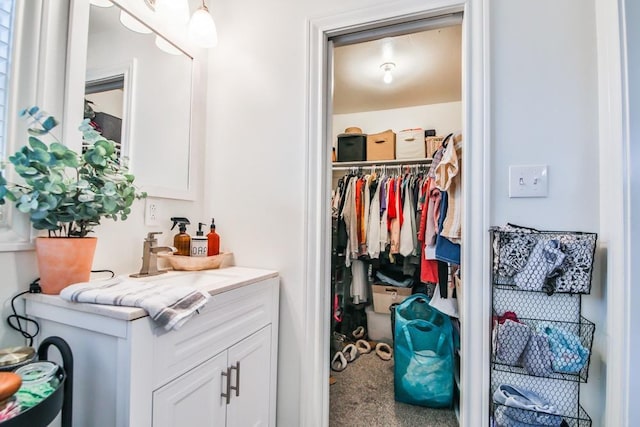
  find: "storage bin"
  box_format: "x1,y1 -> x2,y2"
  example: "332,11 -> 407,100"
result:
365,306 -> 393,343
426,136 -> 444,158
337,134 -> 367,162
366,130 -> 396,161
372,284 -> 412,314
396,128 -> 426,159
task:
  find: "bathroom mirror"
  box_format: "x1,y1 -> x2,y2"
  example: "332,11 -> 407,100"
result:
64,0 -> 204,200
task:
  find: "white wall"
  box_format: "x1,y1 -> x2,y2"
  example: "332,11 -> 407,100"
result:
491,0 -> 603,423
206,0 -> 605,425
624,0 -> 639,422
332,101 -> 462,145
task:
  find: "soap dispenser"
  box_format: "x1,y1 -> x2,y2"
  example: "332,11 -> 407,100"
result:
207,218 -> 220,256
171,217 -> 191,256
191,223 -> 208,257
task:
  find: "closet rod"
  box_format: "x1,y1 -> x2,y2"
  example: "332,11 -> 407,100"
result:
332,158 -> 432,171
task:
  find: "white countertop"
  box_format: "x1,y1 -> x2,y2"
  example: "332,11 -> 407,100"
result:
23,266 -> 278,321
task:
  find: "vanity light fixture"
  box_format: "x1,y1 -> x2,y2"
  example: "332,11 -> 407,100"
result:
118,0 -> 218,49
380,62 -> 396,85
188,0 -> 218,48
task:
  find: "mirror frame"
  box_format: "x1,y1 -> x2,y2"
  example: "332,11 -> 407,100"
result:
64,0 -> 205,201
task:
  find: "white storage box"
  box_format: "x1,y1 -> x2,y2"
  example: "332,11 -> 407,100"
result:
396,128 -> 426,159
372,284 -> 412,314
365,306 -> 393,343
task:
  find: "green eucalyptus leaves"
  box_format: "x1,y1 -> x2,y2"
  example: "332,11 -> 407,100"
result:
0,106 -> 146,237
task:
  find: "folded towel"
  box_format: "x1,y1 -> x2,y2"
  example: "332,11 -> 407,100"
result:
60,276 -> 210,331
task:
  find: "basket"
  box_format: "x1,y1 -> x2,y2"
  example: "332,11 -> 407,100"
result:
157,252 -> 233,271
490,228 -> 597,294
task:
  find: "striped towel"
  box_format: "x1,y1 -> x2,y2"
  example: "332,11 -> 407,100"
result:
60,276 -> 210,331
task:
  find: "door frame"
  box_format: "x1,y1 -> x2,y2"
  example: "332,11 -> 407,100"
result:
302,0 -> 490,425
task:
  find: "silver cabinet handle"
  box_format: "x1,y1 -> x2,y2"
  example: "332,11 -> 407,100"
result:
230,361 -> 240,397
221,367 -> 232,404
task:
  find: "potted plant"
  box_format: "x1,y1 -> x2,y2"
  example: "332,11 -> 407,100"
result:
0,106 -> 146,294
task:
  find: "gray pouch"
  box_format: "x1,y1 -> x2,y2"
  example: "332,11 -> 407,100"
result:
496,320 -> 531,366
522,332 -> 554,377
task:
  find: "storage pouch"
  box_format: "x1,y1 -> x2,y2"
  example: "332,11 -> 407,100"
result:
337,134 -> 367,162
396,128 -> 426,159
393,294 -> 454,408
366,130 -> 396,161
537,324 -> 589,373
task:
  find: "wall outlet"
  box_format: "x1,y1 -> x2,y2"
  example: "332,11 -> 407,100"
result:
145,198 -> 160,226
509,165 -> 549,198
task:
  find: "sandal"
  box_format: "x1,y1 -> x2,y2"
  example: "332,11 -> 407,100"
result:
355,339 -> 372,354
352,326 -> 366,340
375,342 -> 393,361
342,343 -> 359,363
331,351 -> 348,372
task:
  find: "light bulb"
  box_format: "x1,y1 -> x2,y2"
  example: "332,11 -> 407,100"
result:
383,70 -> 393,84
120,10 -> 152,34
188,6 -> 218,48
155,35 -> 182,55
380,62 -> 395,85
90,0 -> 113,7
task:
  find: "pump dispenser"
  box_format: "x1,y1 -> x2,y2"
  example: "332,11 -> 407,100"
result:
191,222 -> 208,257
170,217 -> 191,256
207,218 -> 220,256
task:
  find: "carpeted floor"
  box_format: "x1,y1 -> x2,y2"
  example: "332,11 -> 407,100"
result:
329,350 -> 458,427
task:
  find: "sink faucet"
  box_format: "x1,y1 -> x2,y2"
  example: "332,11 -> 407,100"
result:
130,232 -> 177,278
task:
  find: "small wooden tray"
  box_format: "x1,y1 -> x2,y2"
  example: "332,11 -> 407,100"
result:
157,252 -> 233,271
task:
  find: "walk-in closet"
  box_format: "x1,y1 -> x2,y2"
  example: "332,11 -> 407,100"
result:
327,14 -> 463,426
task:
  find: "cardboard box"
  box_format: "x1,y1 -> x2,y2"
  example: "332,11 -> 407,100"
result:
372,284 -> 412,314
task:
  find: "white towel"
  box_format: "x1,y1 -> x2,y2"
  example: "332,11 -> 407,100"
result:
60,276 -> 210,331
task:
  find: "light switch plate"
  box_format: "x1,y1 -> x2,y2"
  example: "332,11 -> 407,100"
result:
509,165 -> 548,198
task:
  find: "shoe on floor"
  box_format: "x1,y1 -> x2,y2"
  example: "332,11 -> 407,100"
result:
342,343 -> 359,363
352,326 -> 366,340
355,339 -> 372,354
331,351 -> 348,372
375,342 -> 393,361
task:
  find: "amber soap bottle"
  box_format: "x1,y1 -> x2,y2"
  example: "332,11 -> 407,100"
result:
207,218 -> 220,256
170,217 -> 192,256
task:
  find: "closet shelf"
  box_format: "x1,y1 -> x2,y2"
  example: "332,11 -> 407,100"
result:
332,158 -> 432,169
492,282 -> 591,296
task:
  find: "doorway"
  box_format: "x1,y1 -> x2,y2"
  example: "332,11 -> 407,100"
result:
302,1 -> 490,426
328,14 -> 462,426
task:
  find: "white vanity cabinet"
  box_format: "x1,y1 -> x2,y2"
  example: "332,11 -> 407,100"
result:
23,267 -> 279,427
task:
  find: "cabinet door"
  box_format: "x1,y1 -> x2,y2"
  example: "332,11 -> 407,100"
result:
153,351 -> 228,427
227,326 -> 272,426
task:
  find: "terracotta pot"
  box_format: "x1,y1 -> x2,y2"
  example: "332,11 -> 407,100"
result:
35,237 -> 97,295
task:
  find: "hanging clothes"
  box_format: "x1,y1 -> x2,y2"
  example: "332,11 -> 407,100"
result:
435,134 -> 463,244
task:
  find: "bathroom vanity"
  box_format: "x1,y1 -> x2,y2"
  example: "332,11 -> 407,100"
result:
23,267 -> 279,427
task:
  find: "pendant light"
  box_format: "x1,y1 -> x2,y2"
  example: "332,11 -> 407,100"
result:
188,0 -> 218,48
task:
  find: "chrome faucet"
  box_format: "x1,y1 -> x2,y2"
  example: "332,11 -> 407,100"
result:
130,232 -> 177,278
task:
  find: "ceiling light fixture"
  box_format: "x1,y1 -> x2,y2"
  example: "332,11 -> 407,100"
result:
380,62 -> 396,84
